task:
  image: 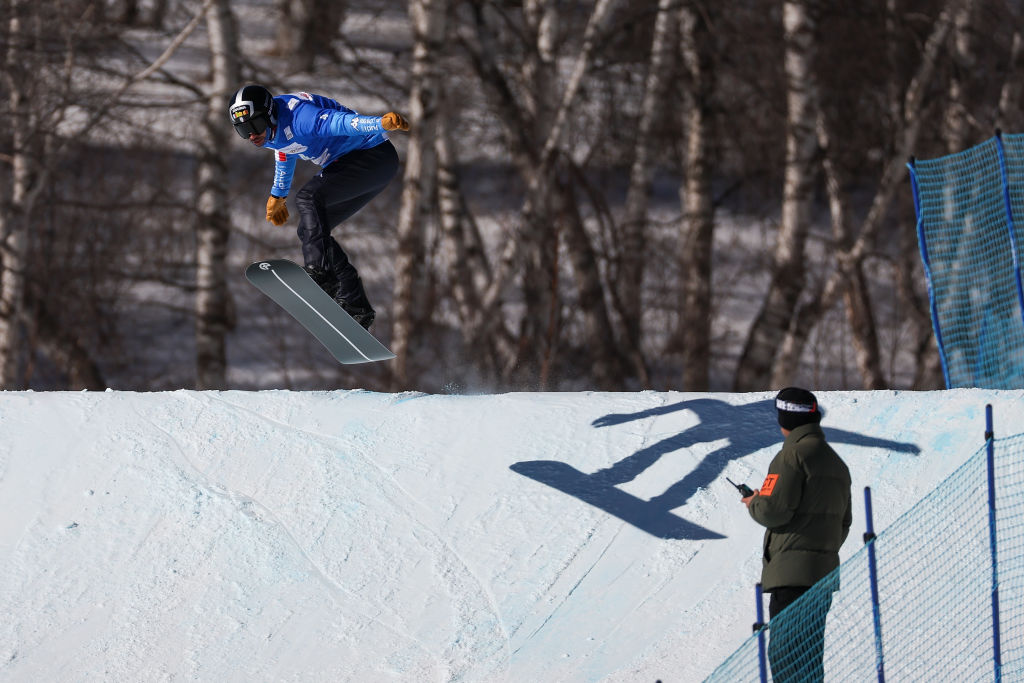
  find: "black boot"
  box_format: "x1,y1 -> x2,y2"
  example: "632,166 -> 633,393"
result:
335,295 -> 375,330
332,273 -> 376,330
304,265 -> 338,295
309,265 -> 375,330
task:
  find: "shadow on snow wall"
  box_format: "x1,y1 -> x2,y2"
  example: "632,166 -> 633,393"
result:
511,398 -> 922,540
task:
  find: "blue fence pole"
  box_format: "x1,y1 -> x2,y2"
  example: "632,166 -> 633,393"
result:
986,404 -> 1003,682
864,486 -> 886,682
754,583 -> 767,683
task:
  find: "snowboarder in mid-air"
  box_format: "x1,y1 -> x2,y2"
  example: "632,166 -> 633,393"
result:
229,84 -> 409,329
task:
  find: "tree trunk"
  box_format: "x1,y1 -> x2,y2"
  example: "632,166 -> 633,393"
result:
391,0 -> 447,390
891,0 -> 942,387
734,0 -> 821,391
560,165 -> 628,389
945,0 -> 974,152
463,0 -> 620,386
897,213 -> 946,389
885,0 -> 902,155
195,0 -> 240,389
840,264 -> 886,388
274,0 -> 345,72
150,0 -> 168,29
770,0 -> 960,387
0,0 -> 211,389
23,290 -> 105,390
515,0 -> 562,387
620,0 -> 676,369
0,152 -> 30,389
435,115 -> 516,378
520,0 -> 622,387
773,110 -> 886,389
677,4 -> 716,391
996,17 -> 1023,131
0,1 -> 32,388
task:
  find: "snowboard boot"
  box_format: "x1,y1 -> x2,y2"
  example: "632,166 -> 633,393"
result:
335,296 -> 375,330
304,265 -> 338,296
332,273 -> 376,330
307,265 -> 375,329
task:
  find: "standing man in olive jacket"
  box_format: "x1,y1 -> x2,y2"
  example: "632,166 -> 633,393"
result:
742,387 -> 852,682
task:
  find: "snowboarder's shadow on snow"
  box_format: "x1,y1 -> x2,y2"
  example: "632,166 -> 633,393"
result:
511,398 -> 920,540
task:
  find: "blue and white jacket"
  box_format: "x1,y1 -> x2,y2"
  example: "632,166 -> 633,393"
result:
264,92 -> 389,198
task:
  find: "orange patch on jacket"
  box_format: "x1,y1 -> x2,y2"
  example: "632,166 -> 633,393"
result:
760,474 -> 779,496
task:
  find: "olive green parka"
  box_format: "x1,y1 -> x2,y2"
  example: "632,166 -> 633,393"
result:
748,422 -> 852,591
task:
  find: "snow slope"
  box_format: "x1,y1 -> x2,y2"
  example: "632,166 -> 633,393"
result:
1,389 -> 1020,682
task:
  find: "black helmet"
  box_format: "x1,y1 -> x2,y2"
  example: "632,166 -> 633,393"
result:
228,84 -> 277,138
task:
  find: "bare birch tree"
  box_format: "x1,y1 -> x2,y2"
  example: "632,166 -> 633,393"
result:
0,0 -> 116,388
619,0 -> 677,383
0,0 -> 33,387
770,0 -> 961,388
810,109 -> 886,389
1,0 -> 1013,392
194,0 -> 241,389
516,0 -> 562,386
532,0 -> 628,388
391,0 -> 448,389
274,0 -> 346,73
459,0 -> 625,387
945,0 -> 974,152
435,112 -> 517,380
734,0 -> 822,391
676,2 -> 717,391
886,0 -> 943,389
996,2 -> 1024,133
0,0 -> 213,389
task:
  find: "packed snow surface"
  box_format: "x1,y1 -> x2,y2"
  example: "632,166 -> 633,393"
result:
1,388 -> 1020,681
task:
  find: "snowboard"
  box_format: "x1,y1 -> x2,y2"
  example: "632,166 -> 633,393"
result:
245,259 -> 394,364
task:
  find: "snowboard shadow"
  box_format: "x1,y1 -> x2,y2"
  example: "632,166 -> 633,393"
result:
511,397 -> 921,540
510,459 -> 725,540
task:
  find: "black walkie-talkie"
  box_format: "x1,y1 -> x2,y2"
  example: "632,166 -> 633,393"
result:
726,476 -> 755,497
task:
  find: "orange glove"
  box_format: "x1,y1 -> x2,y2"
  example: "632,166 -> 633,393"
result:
381,112 -> 409,132
266,195 -> 289,226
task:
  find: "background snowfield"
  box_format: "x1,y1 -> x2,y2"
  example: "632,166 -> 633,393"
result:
1,388 -> 1020,682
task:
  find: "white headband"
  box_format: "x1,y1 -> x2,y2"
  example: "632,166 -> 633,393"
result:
776,399 -> 816,413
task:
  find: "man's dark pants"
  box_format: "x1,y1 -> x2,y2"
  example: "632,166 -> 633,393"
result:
294,140 -> 398,310
768,586 -> 833,682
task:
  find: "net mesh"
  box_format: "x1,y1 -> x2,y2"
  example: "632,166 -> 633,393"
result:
705,433 -> 1024,682
909,135 -> 1024,388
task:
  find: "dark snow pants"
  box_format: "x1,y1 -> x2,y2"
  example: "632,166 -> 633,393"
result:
767,586 -> 833,682
294,140 -> 399,310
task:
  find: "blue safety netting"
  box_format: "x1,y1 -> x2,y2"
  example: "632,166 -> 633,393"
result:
908,135 -> 1024,388
705,431 -> 1024,682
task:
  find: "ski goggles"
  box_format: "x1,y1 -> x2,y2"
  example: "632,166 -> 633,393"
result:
230,103 -> 271,138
